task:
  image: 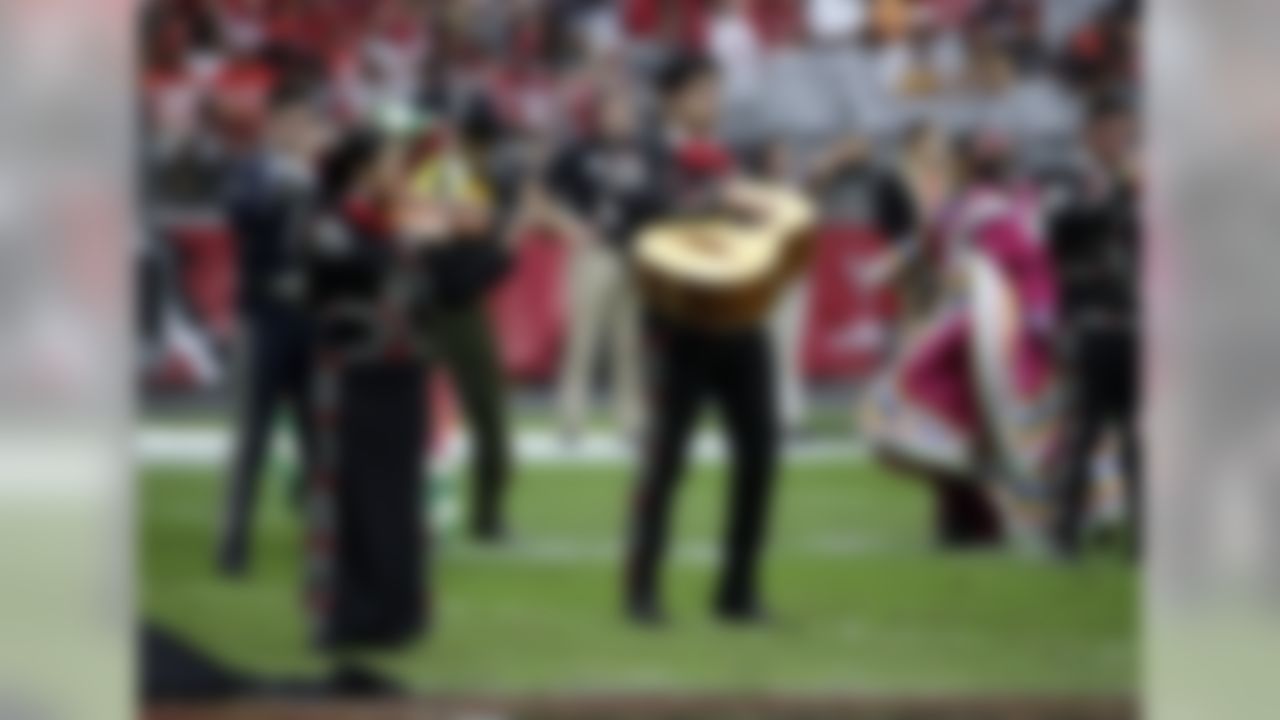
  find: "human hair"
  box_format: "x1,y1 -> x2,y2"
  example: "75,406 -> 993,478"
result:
318,128 -> 386,208
655,52 -> 718,104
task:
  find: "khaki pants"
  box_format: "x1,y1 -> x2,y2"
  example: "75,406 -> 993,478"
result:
557,242 -> 642,437
771,281 -> 810,432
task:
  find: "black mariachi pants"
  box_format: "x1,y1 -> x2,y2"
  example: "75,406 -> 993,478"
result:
626,316 -> 779,613
1054,325 -> 1142,555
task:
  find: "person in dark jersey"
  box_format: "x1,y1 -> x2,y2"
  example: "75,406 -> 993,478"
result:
539,82 -> 653,440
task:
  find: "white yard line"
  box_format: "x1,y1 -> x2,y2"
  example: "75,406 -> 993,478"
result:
137,426 -> 867,468
444,534 -> 901,566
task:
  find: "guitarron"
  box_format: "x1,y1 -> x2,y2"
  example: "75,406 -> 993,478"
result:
633,181 -> 817,332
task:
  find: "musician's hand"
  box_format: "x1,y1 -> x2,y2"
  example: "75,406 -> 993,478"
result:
716,179 -> 767,219
399,202 -> 450,247
447,202 -> 493,237
717,179 -> 814,237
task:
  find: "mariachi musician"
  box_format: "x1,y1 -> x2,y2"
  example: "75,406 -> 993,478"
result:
594,54 -> 815,626
301,107 -> 510,650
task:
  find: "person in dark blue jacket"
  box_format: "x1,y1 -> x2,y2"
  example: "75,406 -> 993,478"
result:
216,81 -> 331,577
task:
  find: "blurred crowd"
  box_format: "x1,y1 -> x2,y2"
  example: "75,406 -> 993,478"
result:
139,0 -> 1140,398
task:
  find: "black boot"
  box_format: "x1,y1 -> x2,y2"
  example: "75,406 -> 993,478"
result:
625,594 -> 668,627
713,585 -> 771,626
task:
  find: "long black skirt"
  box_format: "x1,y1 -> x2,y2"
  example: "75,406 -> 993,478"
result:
306,356 -> 429,652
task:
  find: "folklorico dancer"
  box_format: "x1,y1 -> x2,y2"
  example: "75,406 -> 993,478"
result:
861,132 -> 1061,551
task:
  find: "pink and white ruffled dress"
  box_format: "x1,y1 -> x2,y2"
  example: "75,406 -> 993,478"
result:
864,185 -> 1060,478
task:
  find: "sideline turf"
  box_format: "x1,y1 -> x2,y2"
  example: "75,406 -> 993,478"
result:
141,451 -> 1135,695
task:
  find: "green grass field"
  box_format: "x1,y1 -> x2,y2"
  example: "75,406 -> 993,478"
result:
141,432 -> 1135,698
